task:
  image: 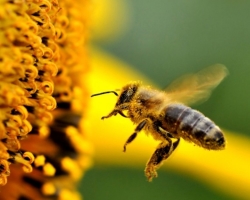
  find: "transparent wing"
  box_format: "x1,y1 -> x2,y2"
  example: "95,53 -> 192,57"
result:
165,64 -> 228,106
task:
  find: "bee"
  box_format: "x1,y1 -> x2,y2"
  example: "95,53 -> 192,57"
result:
91,64 -> 228,181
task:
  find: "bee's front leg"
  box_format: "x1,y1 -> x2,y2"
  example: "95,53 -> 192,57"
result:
101,104 -> 129,119
117,111 -> 128,118
101,110 -> 119,120
145,138 -> 180,182
101,110 -> 128,119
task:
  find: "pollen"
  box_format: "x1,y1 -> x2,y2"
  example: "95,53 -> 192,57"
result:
41,182 -> 56,196
0,0 -> 92,199
34,155 -> 46,167
43,162 -> 56,176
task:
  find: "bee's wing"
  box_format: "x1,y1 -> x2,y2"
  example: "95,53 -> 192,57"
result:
165,64 -> 228,106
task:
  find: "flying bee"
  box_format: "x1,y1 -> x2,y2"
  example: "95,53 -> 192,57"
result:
91,64 -> 228,181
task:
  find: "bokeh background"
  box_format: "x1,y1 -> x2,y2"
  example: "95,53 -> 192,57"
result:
80,0 -> 250,199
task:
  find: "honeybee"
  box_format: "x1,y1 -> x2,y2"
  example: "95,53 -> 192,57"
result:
91,64 -> 228,181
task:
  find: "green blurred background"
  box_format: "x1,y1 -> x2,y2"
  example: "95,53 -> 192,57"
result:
80,0 -> 250,199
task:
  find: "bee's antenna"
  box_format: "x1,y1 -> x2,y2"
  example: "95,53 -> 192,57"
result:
91,91 -> 119,97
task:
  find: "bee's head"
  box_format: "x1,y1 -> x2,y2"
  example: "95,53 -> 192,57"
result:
91,82 -> 140,106
115,82 -> 139,106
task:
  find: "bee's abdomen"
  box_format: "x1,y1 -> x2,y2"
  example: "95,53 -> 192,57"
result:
163,104 -> 194,133
163,103 -> 225,149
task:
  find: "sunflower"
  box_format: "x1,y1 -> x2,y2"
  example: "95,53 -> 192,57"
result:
0,0 -> 92,199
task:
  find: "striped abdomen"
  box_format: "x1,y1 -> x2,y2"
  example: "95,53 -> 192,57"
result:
162,103 -> 225,150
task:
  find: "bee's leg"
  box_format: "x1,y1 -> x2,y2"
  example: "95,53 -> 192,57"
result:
118,111 -> 128,118
101,104 -> 129,119
145,137 -> 180,182
102,110 -> 128,119
123,119 -> 148,152
172,138 -> 180,150
101,110 -> 119,120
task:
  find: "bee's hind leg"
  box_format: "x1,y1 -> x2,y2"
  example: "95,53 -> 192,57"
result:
123,119 -> 148,152
145,137 -> 180,182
